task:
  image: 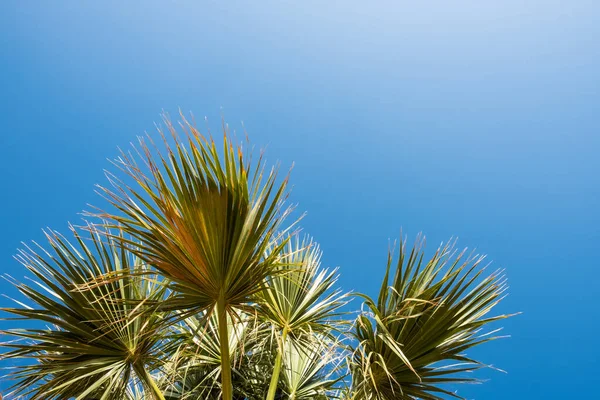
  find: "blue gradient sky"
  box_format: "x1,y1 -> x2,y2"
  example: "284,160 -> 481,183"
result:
1,1 -> 599,398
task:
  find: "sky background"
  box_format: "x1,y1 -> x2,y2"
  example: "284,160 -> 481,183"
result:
1,1 -> 599,398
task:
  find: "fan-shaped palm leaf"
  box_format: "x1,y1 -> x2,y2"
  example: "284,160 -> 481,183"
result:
259,236 -> 347,400
350,235 -> 514,400
93,115 -> 293,399
279,335 -> 345,400
0,226 -> 169,400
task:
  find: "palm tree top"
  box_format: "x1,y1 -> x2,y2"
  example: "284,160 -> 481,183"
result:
93,114 -> 294,315
1,114 -> 517,400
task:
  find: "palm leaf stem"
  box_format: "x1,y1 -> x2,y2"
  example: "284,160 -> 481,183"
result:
217,296 -> 233,400
266,325 -> 289,400
133,363 -> 165,400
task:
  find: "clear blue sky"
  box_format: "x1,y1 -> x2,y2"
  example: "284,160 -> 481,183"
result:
1,1 -> 598,398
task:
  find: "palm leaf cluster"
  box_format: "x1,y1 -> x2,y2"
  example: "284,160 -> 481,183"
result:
0,115 -> 515,400
0,227 -> 168,399
350,236 -> 513,400
161,311 -> 272,399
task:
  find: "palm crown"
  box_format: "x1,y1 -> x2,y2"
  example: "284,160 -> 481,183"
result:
1,115 -> 515,400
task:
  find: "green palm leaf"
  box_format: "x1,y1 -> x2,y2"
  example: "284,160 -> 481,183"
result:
94,116 -> 292,314
259,236 -> 348,400
350,235 -> 515,400
260,236 -> 347,335
280,335 -> 345,400
0,226 -> 169,400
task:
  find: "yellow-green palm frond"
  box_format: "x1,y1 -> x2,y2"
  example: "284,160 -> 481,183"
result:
260,236 -> 348,337
259,236 -> 348,400
280,335 -> 346,400
94,114 -> 293,314
0,226 -> 169,400
350,235 -> 515,400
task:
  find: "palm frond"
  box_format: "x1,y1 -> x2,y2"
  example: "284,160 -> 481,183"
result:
350,235 -> 514,400
0,226 -> 169,400
280,335 -> 346,400
260,235 -> 348,336
259,235 -> 348,400
93,114 -> 293,315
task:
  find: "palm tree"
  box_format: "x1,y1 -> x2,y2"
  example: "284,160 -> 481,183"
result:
0,115 -> 515,399
93,116 -> 292,400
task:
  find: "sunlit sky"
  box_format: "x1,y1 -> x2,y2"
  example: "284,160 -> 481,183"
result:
1,1 -> 599,398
